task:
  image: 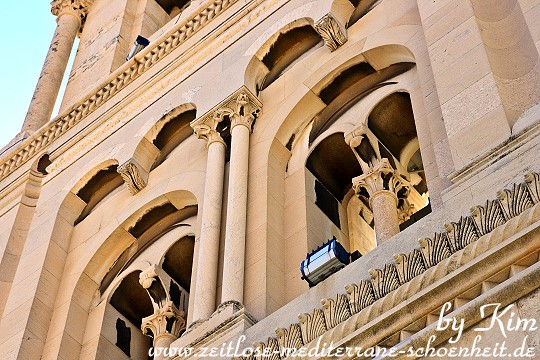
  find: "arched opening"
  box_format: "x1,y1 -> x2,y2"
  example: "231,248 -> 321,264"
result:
151,108 -> 197,169
347,0 -> 380,28
99,202 -> 197,295
246,20 -> 323,93
74,164 -> 124,224
105,271 -> 154,359
161,236 -> 195,295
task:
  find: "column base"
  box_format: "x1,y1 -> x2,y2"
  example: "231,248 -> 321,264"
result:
169,301 -> 256,358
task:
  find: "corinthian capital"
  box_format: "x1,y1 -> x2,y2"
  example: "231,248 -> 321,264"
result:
51,0 -> 93,26
196,87 -> 262,135
141,300 -> 186,340
352,158 -> 410,205
191,114 -> 226,147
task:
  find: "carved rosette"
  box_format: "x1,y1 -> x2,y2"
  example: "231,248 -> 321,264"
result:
117,160 -> 147,194
141,300 -> 186,341
51,0 -> 93,29
315,14 -> 348,51
352,158 -> 410,208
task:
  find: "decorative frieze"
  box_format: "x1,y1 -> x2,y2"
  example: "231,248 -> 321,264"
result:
369,264 -> 400,299
321,294 -> 351,329
497,183 -> 534,220
444,216 -> 479,253
314,14 -> 347,52
470,199 -> 506,236
298,309 -> 326,344
525,172 -> 540,203
393,249 -> 426,285
275,324 -> 303,350
344,280 -> 374,315
419,233 -> 452,268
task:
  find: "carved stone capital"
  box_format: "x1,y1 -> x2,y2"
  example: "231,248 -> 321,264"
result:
141,300 -> 186,340
315,13 -> 348,51
191,117 -> 226,147
51,0 -> 93,28
352,159 -> 409,204
117,159 -> 147,194
193,87 -> 262,137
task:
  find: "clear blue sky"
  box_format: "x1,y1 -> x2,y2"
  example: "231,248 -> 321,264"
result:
0,3 -> 76,149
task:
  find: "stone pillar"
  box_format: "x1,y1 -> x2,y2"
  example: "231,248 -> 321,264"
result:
189,117 -> 227,322
352,159 -> 408,244
139,266 -> 186,360
22,0 -> 92,133
470,0 -> 540,127
219,90 -> 261,304
345,127 -> 410,244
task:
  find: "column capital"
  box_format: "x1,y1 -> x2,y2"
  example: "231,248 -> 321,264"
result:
51,0 -> 93,27
195,87 -> 262,136
141,300 -> 186,340
191,115 -> 226,147
352,158 -> 410,207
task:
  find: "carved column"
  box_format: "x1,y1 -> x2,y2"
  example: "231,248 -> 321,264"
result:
220,89 -> 261,304
346,127 -> 410,243
139,266 -> 186,360
22,0 -> 92,133
189,115 -> 227,322
352,159 -> 408,243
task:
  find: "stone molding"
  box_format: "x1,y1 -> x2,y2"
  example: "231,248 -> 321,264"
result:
0,0 -> 239,183
237,172 -> 540,358
314,14 -> 347,52
192,87 -> 262,135
117,159 -> 147,194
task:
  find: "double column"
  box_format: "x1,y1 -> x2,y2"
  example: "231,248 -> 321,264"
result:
22,0 -> 92,134
345,126 -> 410,244
190,88 -> 261,320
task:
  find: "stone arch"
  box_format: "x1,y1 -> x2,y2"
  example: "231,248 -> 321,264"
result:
261,43 -> 428,306
113,103 -> 198,195
245,18 -> 322,93
45,188 -> 199,360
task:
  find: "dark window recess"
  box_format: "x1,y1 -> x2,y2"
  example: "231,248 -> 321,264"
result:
400,202 -> 432,231
169,281 -> 181,309
116,318 -> 131,357
315,180 -> 341,228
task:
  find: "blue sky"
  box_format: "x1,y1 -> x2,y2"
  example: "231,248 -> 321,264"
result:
0,3 -> 76,149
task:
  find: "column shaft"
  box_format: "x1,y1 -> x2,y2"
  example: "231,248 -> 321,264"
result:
370,190 -> 400,244
221,124 -> 251,303
191,140 -> 226,321
22,13 -> 80,133
153,334 -> 177,360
